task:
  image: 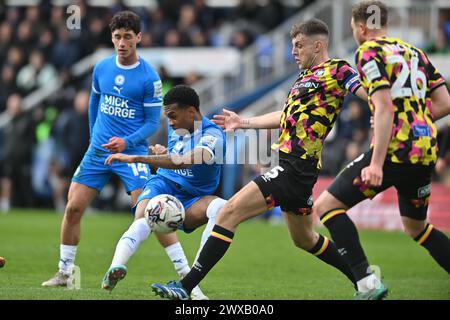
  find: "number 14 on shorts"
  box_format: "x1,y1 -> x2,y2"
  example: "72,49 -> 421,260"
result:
128,163 -> 149,178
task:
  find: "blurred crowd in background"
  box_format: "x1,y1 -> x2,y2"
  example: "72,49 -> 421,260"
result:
0,0 -> 449,215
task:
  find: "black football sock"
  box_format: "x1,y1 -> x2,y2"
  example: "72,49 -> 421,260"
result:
181,225 -> 234,293
414,223 -> 450,274
308,234 -> 357,288
321,209 -> 372,282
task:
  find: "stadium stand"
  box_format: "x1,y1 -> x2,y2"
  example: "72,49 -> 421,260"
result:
0,0 -> 449,233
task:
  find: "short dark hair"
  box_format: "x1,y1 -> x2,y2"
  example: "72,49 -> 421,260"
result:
164,85 -> 200,110
352,0 -> 388,27
290,18 -> 329,39
109,10 -> 141,34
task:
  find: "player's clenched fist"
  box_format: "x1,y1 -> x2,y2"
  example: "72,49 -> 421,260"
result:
361,164 -> 383,187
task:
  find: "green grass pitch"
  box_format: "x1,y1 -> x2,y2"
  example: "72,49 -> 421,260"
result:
0,210 -> 449,300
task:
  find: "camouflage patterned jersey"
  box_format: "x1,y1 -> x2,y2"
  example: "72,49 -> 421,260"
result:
272,59 -> 361,168
355,36 -> 446,166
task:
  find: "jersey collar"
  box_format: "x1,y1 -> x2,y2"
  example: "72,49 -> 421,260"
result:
115,56 -> 141,70
299,59 -> 331,75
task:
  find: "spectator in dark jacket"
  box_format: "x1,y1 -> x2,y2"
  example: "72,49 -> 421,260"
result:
1,93 -> 36,211
51,90 -> 90,211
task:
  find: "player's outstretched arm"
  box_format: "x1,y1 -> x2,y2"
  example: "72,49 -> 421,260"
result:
104,148 -> 211,169
212,108 -> 281,130
104,153 -> 136,165
430,85 -> 450,120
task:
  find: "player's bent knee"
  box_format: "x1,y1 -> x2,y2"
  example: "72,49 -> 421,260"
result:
314,191 -> 346,217
64,203 -> 84,224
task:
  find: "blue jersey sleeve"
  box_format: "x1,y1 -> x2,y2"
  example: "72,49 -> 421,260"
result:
195,127 -> 225,164
123,76 -> 163,148
143,77 -> 163,108
124,106 -> 161,148
88,64 -> 101,136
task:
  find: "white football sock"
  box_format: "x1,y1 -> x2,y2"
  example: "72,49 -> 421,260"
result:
357,273 -> 381,292
165,242 -> 190,276
58,244 -> 77,275
110,218 -> 151,267
194,198 -> 227,262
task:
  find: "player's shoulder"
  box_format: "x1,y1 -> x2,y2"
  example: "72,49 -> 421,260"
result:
358,36 -> 416,54
202,116 -> 225,137
329,58 -> 350,64
356,39 -> 384,55
94,54 -> 116,70
138,56 -> 161,80
392,37 -> 415,49
355,38 -> 390,67
394,38 -> 427,58
329,58 -> 353,68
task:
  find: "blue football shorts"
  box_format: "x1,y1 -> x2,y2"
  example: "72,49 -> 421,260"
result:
72,148 -> 150,194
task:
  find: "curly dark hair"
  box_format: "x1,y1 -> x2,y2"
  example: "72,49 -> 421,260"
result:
109,10 -> 141,34
164,85 -> 200,110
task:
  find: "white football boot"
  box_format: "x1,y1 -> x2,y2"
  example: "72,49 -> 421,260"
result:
42,271 -> 72,287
